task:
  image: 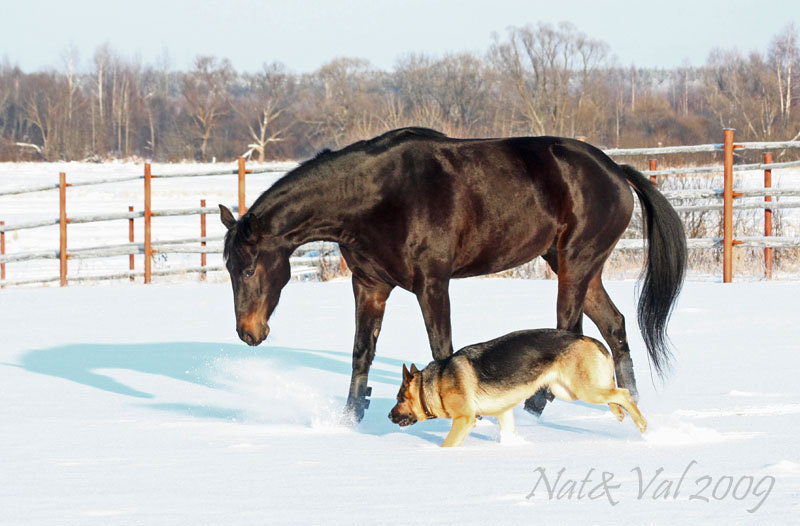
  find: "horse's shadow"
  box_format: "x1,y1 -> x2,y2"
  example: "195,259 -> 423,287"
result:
7,341 -> 462,444
12,341 -> 406,398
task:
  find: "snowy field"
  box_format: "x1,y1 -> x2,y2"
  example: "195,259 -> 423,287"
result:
1,278 -> 799,525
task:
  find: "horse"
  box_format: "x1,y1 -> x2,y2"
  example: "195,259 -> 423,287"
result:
219,127 -> 687,422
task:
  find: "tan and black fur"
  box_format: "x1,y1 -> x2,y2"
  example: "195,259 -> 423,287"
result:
389,329 -> 647,447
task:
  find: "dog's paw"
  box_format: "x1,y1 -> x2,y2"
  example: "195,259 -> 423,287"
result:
609,403 -> 626,422
636,419 -> 648,434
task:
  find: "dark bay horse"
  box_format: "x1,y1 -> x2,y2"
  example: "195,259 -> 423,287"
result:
219,127 -> 687,422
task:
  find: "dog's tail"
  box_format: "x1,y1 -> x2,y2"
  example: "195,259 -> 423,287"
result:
621,165 -> 687,377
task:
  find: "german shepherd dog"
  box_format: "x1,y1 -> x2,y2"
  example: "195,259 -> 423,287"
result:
389,329 -> 647,447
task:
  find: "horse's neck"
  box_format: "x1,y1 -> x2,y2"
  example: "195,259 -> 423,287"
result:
250,171 -> 357,247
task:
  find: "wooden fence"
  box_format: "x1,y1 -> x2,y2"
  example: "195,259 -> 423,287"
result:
1,129 -> 799,287
607,129 -> 800,282
0,158 -> 340,287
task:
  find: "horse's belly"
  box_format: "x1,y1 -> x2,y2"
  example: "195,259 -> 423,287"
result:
451,223 -> 557,277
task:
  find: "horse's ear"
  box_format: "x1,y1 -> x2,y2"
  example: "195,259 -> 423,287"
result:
219,205 -> 236,230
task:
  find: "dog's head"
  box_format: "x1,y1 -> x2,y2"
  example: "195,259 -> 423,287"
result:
389,363 -> 425,427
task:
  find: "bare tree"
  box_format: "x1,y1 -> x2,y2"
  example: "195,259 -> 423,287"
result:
491,22 -> 607,137
308,57 -> 383,147
704,48 -> 782,140
181,56 -> 233,161
233,63 -> 293,161
769,23 -> 798,126
22,73 -> 67,160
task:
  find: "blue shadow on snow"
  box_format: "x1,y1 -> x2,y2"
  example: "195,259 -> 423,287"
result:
12,342 -> 407,399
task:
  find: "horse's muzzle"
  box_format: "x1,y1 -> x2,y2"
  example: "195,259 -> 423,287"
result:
238,323 -> 269,346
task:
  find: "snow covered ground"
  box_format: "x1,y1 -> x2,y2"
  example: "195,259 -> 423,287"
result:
1,278 -> 799,524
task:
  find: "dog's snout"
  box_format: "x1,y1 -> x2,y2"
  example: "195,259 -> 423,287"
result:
389,406 -> 416,427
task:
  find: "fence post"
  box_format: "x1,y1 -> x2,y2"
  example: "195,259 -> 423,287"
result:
128,205 -> 135,282
238,157 -> 247,216
0,221 -> 5,281
200,199 -> 207,281
144,163 -> 152,284
763,152 -> 773,280
59,172 -> 68,286
648,159 -> 658,186
722,129 -> 735,283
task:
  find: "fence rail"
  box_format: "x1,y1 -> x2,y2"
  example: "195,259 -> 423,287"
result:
2,130 -> 799,287
0,164 -> 296,197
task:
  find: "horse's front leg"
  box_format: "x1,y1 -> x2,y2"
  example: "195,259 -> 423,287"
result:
344,275 -> 394,423
415,276 -> 454,360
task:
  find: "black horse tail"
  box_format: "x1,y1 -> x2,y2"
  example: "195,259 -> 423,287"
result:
621,165 -> 687,377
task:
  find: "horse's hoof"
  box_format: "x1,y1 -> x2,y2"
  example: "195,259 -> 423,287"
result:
341,403 -> 364,425
523,392 -> 549,417
343,390 -> 372,424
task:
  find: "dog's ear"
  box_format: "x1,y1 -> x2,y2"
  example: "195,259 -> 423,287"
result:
219,204 -> 236,230
402,364 -> 412,383
409,363 -> 419,375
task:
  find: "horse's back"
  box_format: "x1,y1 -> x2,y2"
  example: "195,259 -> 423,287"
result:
370,136 -> 633,277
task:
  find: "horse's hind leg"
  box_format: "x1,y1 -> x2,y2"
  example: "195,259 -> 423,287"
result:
525,244 -> 598,415
344,274 -> 394,423
584,273 -> 639,401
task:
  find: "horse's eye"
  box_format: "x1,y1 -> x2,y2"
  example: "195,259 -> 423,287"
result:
244,268 -> 255,278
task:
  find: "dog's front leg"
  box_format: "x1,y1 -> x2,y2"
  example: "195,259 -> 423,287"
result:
496,408 -> 516,435
441,416 -> 476,447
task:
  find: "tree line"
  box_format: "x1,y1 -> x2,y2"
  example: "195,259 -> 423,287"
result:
0,22 -> 797,163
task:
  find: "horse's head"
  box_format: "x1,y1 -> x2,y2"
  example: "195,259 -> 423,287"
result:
219,205 -> 291,346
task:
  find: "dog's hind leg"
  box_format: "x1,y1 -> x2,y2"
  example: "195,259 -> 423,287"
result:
577,387 -> 647,433
441,416 -> 477,447
609,403 -> 625,422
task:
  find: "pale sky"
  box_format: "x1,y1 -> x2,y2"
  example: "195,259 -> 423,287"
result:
2,0 -> 798,73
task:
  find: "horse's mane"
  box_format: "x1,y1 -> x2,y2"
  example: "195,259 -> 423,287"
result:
301,127 -> 447,167
243,127 -> 448,222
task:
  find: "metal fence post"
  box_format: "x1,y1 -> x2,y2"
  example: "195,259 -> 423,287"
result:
723,129 -> 735,283
648,159 -> 658,186
238,157 -> 247,216
59,172 -> 68,286
200,199 -> 207,281
128,205 -> 135,282
144,163 -> 152,284
763,152 -> 773,280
